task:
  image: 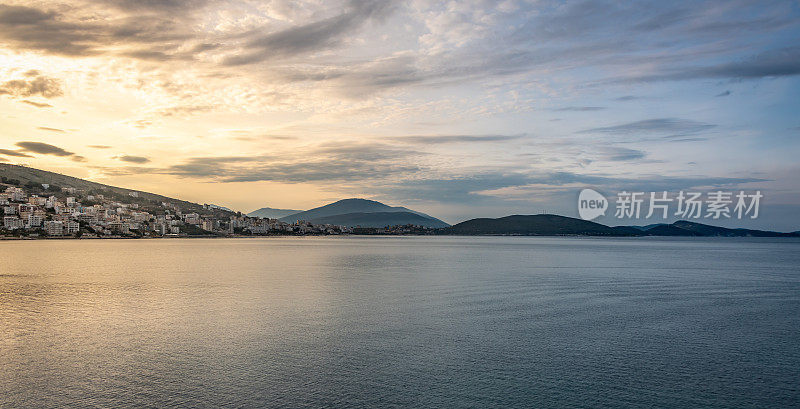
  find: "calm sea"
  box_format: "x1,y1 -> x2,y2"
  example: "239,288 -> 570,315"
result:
1,237 -> 799,408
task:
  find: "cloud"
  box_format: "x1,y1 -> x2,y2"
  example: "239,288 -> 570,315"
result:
99,141 -> 422,183
98,0 -> 210,12
0,0 -> 794,98
0,148 -> 32,157
207,143 -> 419,183
615,47 -> 800,83
0,5 -> 54,25
391,134 -> 524,144
379,171 -> 767,204
223,0 -> 396,65
381,173 -> 535,203
715,90 -> 732,97
128,119 -> 153,129
690,47 -> 800,79
232,134 -> 298,142
579,118 -> 716,138
89,145 -> 112,149
20,100 -> 52,108
0,5 -> 97,56
117,155 -> 151,163
552,106 -> 606,112
260,135 -> 298,141
0,4 -> 204,59
16,141 -> 74,156
12,141 -> 89,162
0,75 -> 62,98
595,147 -> 647,161
37,126 -> 65,133
156,105 -> 214,117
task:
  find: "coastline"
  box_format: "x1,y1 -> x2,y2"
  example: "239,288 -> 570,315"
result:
4,233 -> 800,241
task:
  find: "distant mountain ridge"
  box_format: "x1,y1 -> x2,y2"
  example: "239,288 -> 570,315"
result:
658,220 -> 798,237
443,215 -> 798,237
445,214 -> 640,236
3,164 -> 795,236
279,198 -> 449,227
303,211 -> 448,228
247,207 -> 303,219
628,223 -> 668,231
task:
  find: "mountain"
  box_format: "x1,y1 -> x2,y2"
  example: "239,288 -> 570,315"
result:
4,164 -> 795,236
303,211 -> 449,228
667,220 -> 798,237
443,216 -> 799,237
645,224 -> 703,236
279,198 -> 449,227
247,207 -> 302,219
627,223 -> 668,231
445,214 -> 641,236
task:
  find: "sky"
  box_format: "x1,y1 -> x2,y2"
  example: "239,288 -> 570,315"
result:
0,0 -> 799,230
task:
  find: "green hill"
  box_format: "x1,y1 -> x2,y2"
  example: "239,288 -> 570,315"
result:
444,215 -> 799,237
669,220 -> 797,237
445,214 -> 641,236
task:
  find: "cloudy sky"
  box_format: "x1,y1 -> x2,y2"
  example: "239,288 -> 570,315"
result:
1,0 -> 799,229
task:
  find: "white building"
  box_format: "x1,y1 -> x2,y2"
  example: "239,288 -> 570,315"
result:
26,214 -> 43,228
44,220 -> 63,236
132,212 -> 150,222
3,216 -> 24,230
248,225 -> 272,234
65,221 -> 80,234
77,214 -> 98,224
108,221 -> 129,234
184,213 -> 201,225
18,203 -> 36,213
5,187 -> 25,202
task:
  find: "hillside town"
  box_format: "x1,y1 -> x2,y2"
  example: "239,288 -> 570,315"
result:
0,181 -> 355,239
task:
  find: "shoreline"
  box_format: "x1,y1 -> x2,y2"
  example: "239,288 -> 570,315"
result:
4,234 -> 800,241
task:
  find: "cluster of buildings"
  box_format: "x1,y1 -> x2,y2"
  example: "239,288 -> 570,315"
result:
2,185 -> 174,237
0,184 -> 352,238
229,216 -> 353,235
